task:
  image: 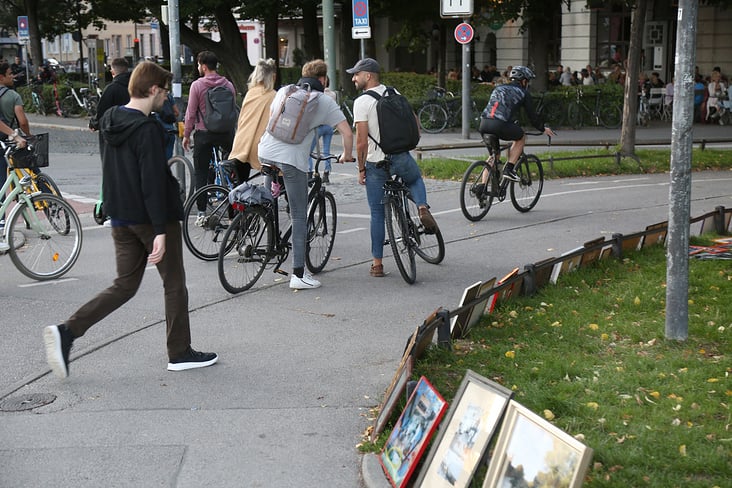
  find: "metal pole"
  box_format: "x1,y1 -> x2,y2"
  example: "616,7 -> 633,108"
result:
322,0 -> 337,91
665,0 -> 698,341
461,20 -> 470,140
167,0 -> 182,101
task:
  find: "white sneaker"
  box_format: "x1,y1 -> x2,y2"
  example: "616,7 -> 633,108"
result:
102,219 -> 112,228
195,212 -> 206,227
290,273 -> 321,289
0,241 -> 9,253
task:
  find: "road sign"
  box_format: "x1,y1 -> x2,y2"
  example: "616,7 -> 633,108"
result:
17,16 -> 30,41
441,0 -> 474,18
454,22 -> 474,45
352,27 -> 372,40
352,0 -> 369,27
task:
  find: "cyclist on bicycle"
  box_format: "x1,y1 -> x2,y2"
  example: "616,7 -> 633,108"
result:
478,66 -> 555,182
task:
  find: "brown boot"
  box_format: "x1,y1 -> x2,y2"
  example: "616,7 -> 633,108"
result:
370,264 -> 385,277
419,207 -> 437,234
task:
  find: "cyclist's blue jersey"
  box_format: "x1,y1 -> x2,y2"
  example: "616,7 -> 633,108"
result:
482,81 -> 544,132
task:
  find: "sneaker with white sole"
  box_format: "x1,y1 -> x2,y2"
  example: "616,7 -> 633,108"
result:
502,167 -> 520,182
167,347 -> 219,371
290,273 -> 321,289
44,324 -> 74,378
195,211 -> 207,227
0,241 -> 9,253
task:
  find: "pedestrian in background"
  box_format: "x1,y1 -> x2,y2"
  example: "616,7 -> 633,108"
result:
182,51 -> 236,218
43,61 -> 218,378
308,75 -> 337,183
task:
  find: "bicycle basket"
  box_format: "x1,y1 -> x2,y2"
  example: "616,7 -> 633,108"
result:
8,133 -> 49,168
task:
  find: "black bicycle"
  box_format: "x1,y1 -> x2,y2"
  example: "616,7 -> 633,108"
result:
378,158 -> 445,284
460,132 -> 547,221
217,155 -> 339,294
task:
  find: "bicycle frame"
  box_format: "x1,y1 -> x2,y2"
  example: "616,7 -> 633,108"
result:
1,166 -> 46,240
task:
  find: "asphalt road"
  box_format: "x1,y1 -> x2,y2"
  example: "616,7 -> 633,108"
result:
1,115 -> 730,487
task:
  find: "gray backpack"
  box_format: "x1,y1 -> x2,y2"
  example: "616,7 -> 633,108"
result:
267,83 -> 322,144
203,86 -> 238,133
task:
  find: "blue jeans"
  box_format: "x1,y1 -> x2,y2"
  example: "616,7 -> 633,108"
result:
309,125 -> 334,172
365,152 -> 428,259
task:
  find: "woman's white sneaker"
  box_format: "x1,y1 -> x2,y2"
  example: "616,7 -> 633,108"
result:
289,273 -> 321,289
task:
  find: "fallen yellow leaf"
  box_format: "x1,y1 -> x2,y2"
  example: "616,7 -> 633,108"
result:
505,350 -> 516,359
650,391 -> 661,399
589,323 -> 599,331
634,296 -> 641,305
543,409 -> 555,420
586,402 -> 599,410
679,444 -> 687,456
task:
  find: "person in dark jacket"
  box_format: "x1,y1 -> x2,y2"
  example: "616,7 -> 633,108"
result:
90,57 -> 131,135
43,61 -> 218,379
478,66 -> 555,181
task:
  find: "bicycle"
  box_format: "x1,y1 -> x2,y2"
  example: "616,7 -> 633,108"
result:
167,122 -> 195,205
566,87 -> 622,129
0,138 -> 83,280
417,87 -> 480,134
377,158 -> 445,285
217,154 -> 339,294
30,80 -> 46,116
460,132 -> 547,221
534,90 -> 566,128
181,146 -> 241,260
60,79 -> 99,118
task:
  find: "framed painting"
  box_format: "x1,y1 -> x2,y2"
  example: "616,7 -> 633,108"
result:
371,356 -> 414,442
413,370 -> 513,488
380,376 -> 448,488
486,268 -> 519,313
482,401 -> 593,488
450,281 -> 482,340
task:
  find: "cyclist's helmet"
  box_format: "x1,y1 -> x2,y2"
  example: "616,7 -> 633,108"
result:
510,66 -> 536,82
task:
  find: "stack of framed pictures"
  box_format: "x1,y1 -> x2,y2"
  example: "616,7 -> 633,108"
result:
376,370 -> 593,488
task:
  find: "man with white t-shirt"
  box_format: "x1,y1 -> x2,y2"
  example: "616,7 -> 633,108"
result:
348,57 -> 436,279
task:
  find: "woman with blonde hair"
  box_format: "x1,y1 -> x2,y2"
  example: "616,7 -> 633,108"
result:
227,58 -> 277,182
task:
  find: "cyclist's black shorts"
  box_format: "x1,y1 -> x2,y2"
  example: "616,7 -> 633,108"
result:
478,118 -> 524,141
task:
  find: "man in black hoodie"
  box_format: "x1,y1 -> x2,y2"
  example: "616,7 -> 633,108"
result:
89,57 -> 131,135
43,62 -> 218,378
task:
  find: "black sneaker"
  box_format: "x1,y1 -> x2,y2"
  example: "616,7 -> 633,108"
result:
44,324 -> 74,378
502,167 -> 520,182
167,347 -> 218,371
322,171 -> 330,183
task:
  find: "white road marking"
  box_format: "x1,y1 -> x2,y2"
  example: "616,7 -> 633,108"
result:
19,278 -> 78,288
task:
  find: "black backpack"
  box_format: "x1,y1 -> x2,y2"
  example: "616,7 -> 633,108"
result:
363,86 -> 420,154
202,86 -> 238,133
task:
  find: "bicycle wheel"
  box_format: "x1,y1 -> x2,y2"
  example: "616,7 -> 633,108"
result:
35,172 -> 62,196
305,191 -> 337,274
510,154 -> 544,213
407,197 -> 445,264
168,155 -> 195,204
6,193 -> 82,280
33,94 -> 46,116
385,196 -> 416,284
540,98 -> 565,128
460,160 -> 495,221
182,184 -> 232,261
86,96 -> 99,117
418,103 -> 448,134
600,103 -> 623,129
567,102 -> 583,129
60,96 -> 83,118
218,206 -> 273,294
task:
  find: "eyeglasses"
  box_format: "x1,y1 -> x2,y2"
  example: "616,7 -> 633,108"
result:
158,85 -> 170,94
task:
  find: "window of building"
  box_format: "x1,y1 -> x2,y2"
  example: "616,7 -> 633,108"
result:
595,3 -> 631,68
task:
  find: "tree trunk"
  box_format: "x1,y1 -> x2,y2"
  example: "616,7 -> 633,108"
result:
529,23 -> 551,93
26,0 -> 43,75
301,0 -> 322,61
619,0 -> 647,157
178,5 -> 251,93
263,10 -> 281,87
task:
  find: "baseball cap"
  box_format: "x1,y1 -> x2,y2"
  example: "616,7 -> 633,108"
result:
346,58 -> 381,74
